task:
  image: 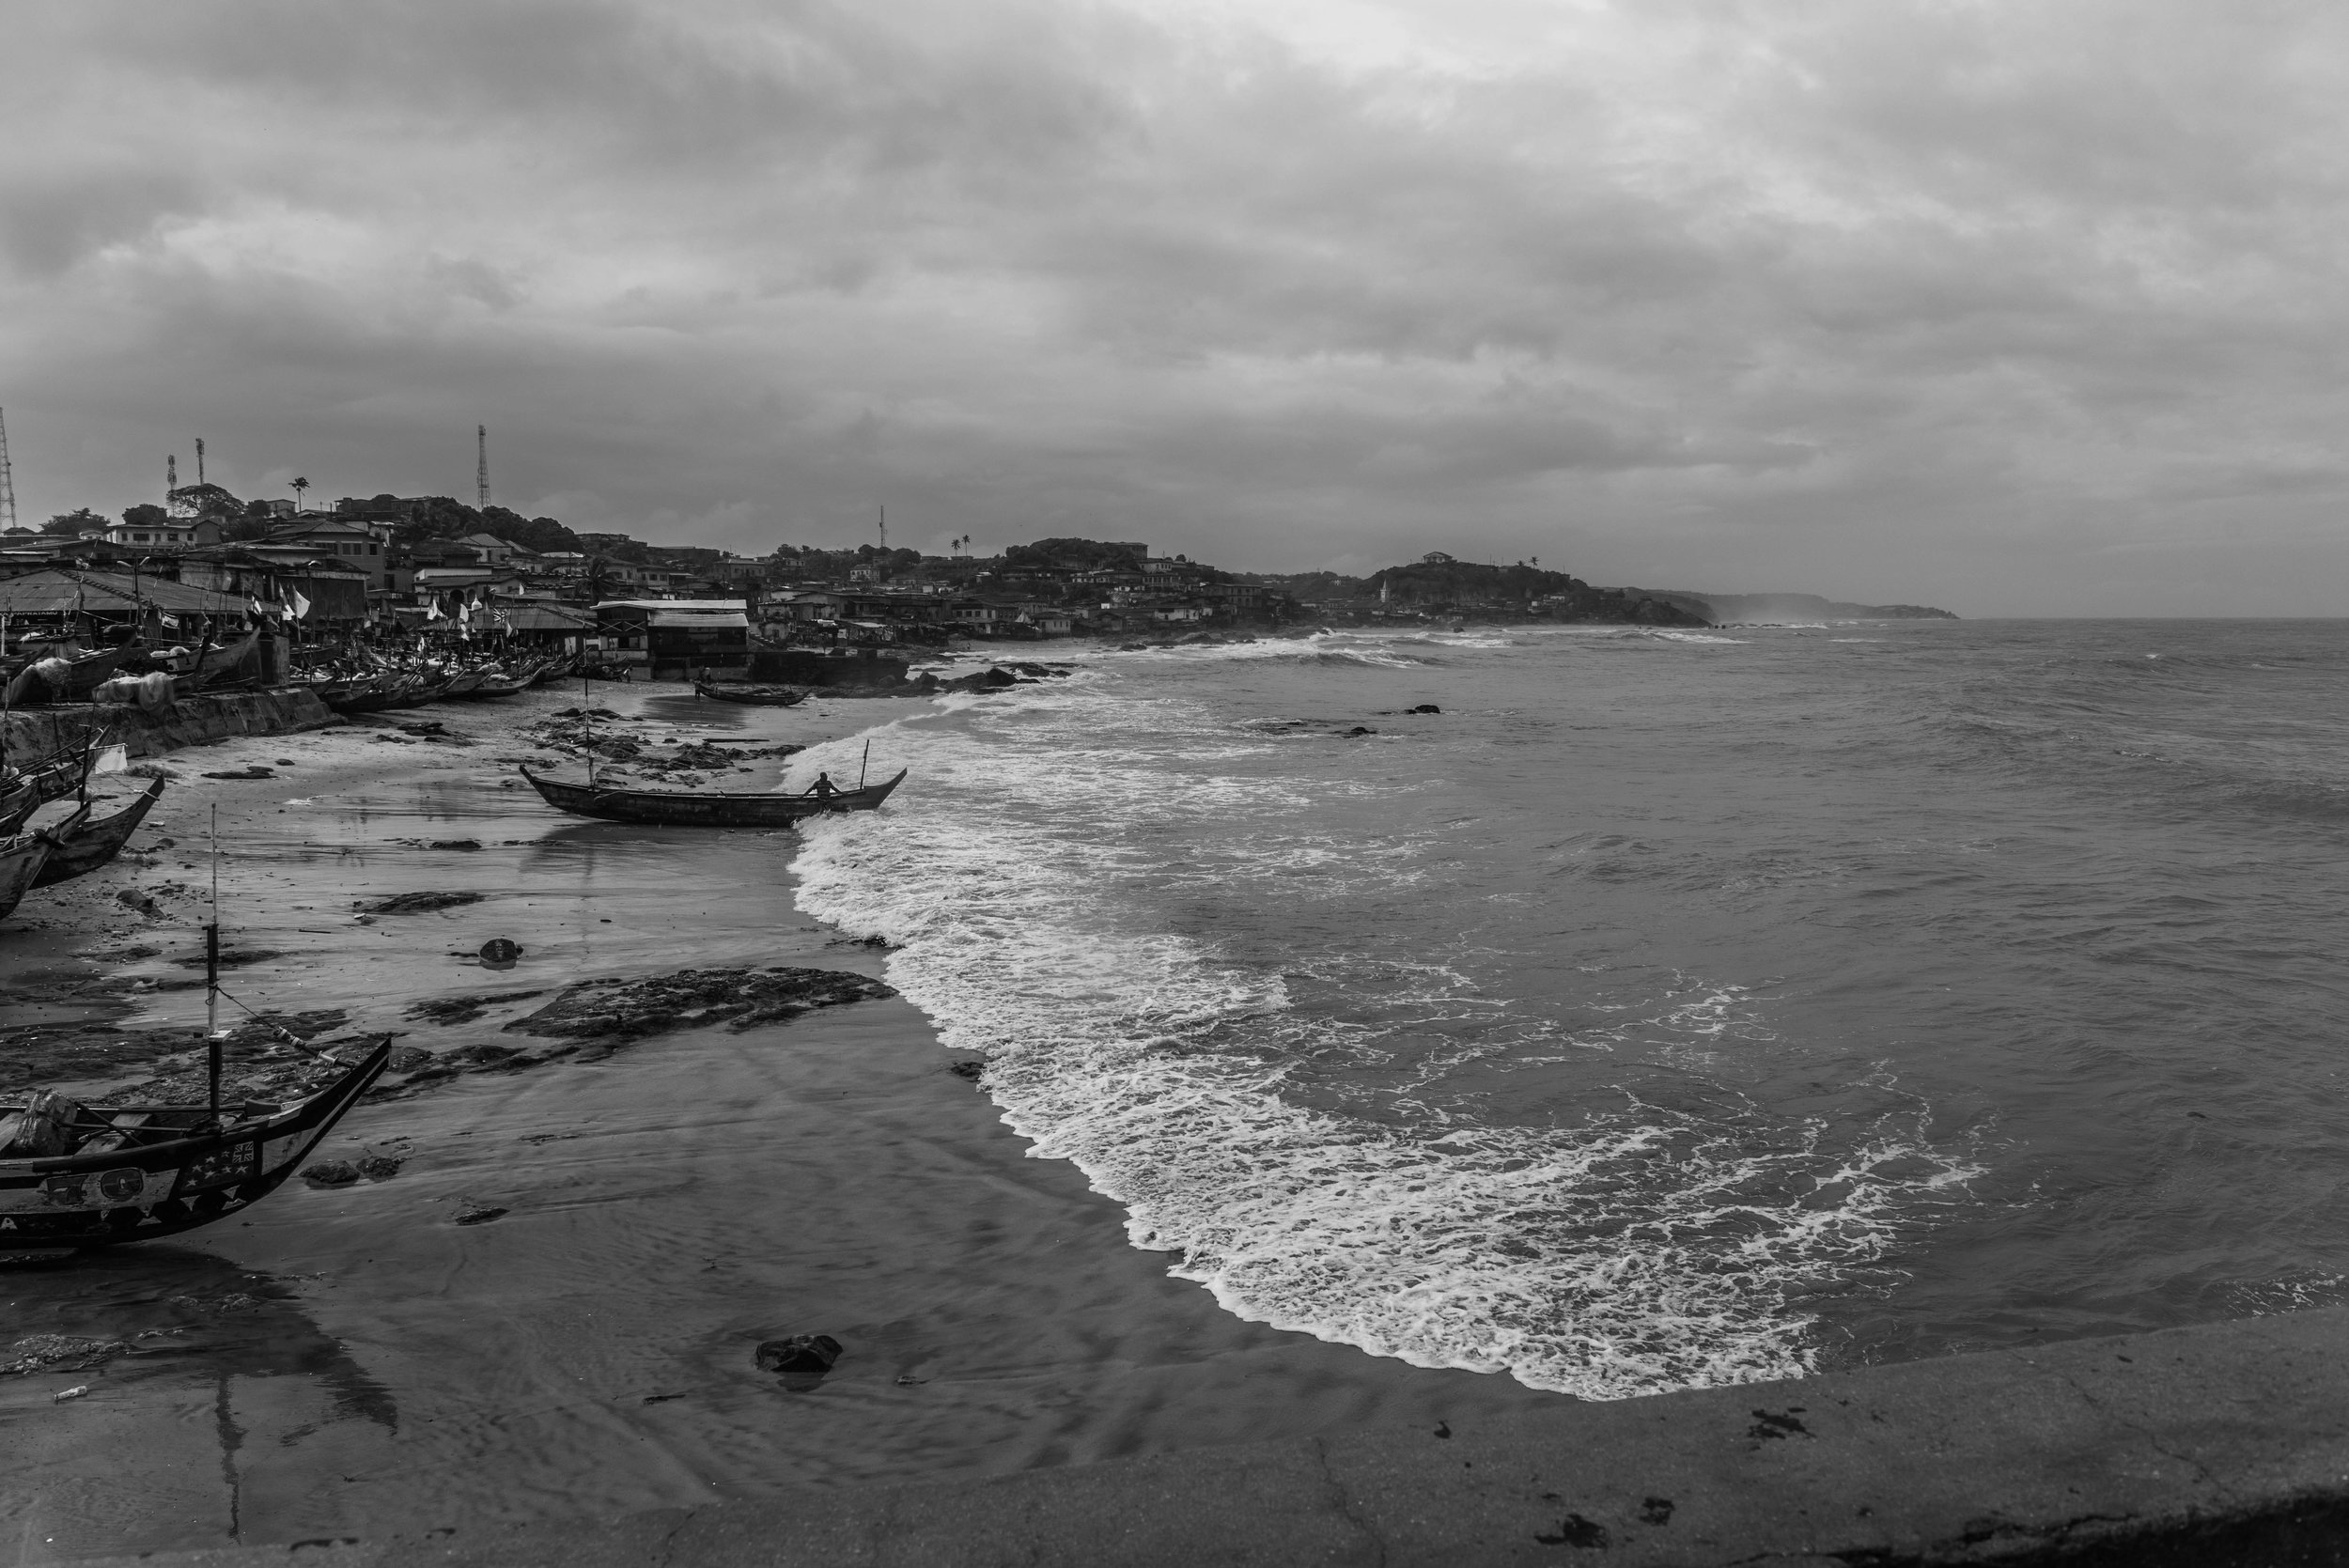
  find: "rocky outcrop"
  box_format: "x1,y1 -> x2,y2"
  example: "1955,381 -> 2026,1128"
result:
0,688 -> 338,762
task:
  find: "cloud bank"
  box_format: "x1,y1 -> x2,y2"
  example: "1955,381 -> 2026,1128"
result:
4,0 -> 2346,613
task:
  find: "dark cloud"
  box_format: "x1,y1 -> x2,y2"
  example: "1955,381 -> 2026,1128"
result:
2,0 -> 2346,612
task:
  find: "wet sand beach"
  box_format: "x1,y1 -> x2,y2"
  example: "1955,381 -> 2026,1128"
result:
2,681 -> 1557,1563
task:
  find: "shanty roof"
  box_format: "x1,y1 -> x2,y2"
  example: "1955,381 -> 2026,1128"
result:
650,609 -> 748,629
0,567 -> 252,616
498,604 -> 595,631
592,598 -> 746,613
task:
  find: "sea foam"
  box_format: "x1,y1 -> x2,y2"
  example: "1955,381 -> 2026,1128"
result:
786,675 -> 1977,1398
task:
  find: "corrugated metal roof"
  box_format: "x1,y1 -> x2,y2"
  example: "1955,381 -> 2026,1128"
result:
650,610 -> 747,629
0,567 -> 253,616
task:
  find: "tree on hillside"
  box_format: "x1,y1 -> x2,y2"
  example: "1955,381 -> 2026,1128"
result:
42,507 -> 105,536
1003,537 -> 1145,572
119,503 -> 168,530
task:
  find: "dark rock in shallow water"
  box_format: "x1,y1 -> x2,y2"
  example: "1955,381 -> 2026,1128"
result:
1345,725 -> 1377,737
429,839 -> 484,851
356,1155 -> 405,1180
361,891 -> 484,915
755,1334 -> 843,1381
302,1160 -> 360,1188
200,768 -> 275,781
948,1060 -> 985,1080
506,967 -> 894,1045
1408,704 -> 1441,714
404,990 -> 545,1027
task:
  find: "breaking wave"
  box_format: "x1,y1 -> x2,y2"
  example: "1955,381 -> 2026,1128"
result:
783,674 -> 1981,1398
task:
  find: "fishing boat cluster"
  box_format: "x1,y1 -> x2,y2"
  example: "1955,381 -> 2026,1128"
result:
0,656 -> 913,1262
295,645 -> 629,715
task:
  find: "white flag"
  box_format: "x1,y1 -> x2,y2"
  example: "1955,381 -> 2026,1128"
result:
425,600 -> 443,621
291,590 -> 312,620
91,744 -> 129,776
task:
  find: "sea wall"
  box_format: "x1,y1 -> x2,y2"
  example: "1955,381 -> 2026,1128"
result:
76,1304 -> 2349,1567
2,688 -> 338,762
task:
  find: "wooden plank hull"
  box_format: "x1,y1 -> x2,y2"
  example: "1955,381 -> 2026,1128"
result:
33,778 -> 164,887
0,834 -> 53,919
519,765 -> 906,827
0,1038 -> 393,1254
694,682 -> 806,706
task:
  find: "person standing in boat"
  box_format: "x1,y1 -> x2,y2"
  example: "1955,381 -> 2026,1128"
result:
808,771 -> 839,800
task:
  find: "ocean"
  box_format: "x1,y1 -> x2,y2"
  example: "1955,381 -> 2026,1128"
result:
788,618 -> 2349,1397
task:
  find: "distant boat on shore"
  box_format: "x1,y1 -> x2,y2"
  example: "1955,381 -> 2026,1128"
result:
517,764 -> 906,828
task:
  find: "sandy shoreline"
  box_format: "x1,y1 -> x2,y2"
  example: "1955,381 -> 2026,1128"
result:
2,681 -> 1563,1563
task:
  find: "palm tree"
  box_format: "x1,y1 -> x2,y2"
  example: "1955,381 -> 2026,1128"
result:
290,476 -> 310,513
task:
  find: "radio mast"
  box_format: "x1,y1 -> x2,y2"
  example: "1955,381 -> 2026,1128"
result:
167,454 -> 178,494
195,438 -> 206,486
0,409 -> 15,532
476,425 -> 490,508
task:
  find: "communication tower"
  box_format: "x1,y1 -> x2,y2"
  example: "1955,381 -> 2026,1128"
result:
0,408 -> 16,533
195,438 -> 206,486
476,425 -> 490,508
168,454 -> 178,494
879,504 -> 887,552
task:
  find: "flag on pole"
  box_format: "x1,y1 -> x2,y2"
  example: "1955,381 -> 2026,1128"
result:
290,590 -> 312,620
425,599 -> 443,621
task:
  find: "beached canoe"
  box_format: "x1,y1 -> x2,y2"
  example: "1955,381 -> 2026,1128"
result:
459,662 -> 542,699
0,1037 -> 393,1256
0,833 -> 53,919
4,644 -> 141,706
518,764 -> 906,827
0,744 -> 102,833
693,681 -> 807,707
32,778 -> 164,888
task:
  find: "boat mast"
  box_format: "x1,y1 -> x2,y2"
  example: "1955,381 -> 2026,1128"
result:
583,670 -> 596,788
207,803 -> 222,1122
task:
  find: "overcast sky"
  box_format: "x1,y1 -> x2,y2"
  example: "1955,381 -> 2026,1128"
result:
4,1 -> 2346,614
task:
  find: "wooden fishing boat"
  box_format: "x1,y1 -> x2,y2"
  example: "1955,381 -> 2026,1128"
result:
32,778 -> 164,887
518,765 -> 906,827
0,743 -> 103,831
4,644 -> 141,706
0,833 -> 53,919
440,667 -> 490,699
530,655 -> 580,687
381,675 -> 455,710
191,629 -> 261,688
459,661 -> 542,699
694,681 -> 806,707
0,1036 -> 393,1256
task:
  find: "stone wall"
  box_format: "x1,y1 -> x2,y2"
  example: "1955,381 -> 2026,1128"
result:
2,688 -> 339,762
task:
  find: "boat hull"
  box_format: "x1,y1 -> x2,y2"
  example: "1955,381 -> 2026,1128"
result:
0,1039 -> 393,1253
33,778 -> 164,887
519,765 -> 905,827
0,834 -> 51,918
694,682 -> 806,706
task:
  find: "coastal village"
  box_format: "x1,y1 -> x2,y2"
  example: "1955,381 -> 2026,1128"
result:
0,465 -> 1724,686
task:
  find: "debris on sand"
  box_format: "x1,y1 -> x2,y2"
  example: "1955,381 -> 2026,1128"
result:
200,768 -> 275,781
453,1201 -> 507,1226
356,1154 -> 405,1181
359,891 -> 484,916
506,967 -> 895,1045
3,1336 -> 127,1376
